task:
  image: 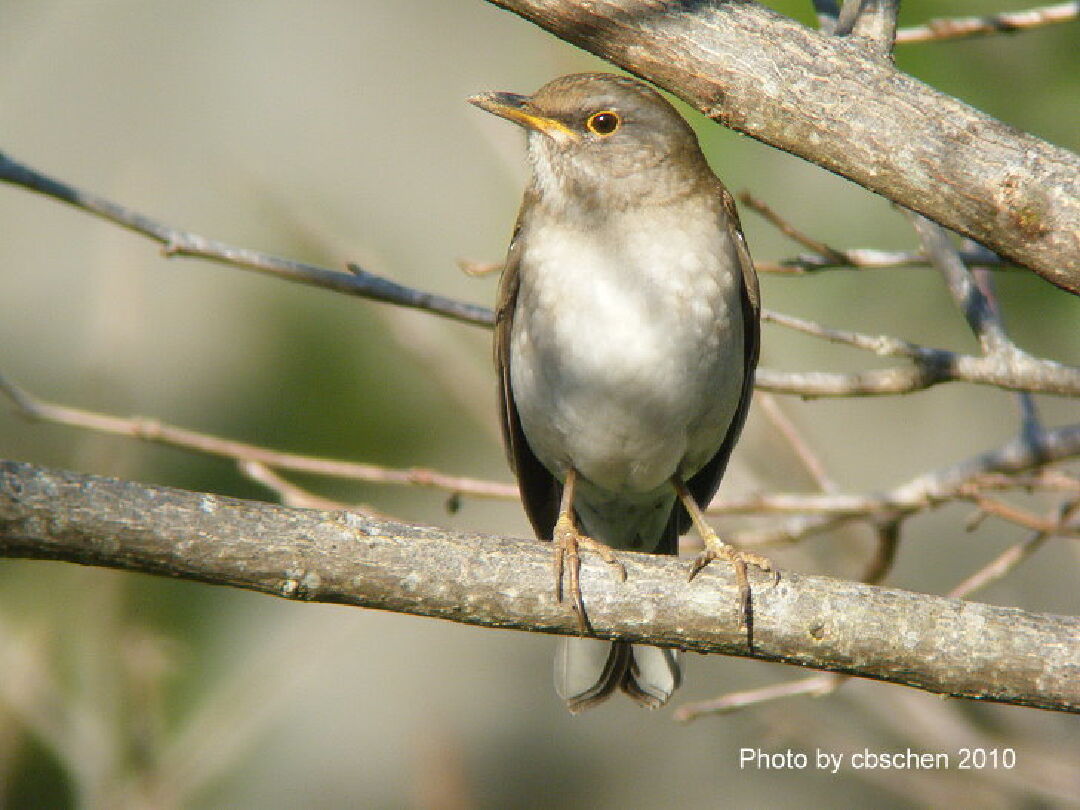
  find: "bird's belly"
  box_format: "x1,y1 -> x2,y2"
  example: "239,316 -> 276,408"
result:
510,230 -> 745,496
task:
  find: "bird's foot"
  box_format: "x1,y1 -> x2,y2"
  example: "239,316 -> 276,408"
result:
553,513 -> 627,634
688,533 -> 777,631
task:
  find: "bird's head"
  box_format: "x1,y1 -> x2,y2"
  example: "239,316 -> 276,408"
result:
469,73 -> 711,212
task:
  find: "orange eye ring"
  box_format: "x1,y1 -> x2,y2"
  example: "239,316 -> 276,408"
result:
586,110 -> 621,136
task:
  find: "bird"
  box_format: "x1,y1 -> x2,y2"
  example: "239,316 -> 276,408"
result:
469,73 -> 773,713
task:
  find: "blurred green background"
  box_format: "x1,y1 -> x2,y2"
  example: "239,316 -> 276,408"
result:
1,1 -> 1077,807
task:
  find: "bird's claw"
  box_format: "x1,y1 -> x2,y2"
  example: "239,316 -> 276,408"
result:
553,515 -> 625,634
688,536 -> 777,631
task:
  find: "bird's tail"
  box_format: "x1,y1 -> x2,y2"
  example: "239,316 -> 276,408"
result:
555,638 -> 681,714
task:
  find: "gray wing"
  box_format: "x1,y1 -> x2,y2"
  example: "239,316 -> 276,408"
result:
677,187 -> 760,533
495,190 -> 561,541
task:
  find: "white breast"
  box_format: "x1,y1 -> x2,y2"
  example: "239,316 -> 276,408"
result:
510,202 -> 745,497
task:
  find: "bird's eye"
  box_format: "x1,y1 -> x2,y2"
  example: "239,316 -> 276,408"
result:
586,111 -> 620,136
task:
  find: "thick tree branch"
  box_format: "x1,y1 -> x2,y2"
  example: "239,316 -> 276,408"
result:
1,460 -> 1077,714
677,500 -> 1080,721
484,0 -> 1080,294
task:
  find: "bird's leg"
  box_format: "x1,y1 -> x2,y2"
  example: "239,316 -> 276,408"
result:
553,468 -> 627,633
673,477 -> 777,631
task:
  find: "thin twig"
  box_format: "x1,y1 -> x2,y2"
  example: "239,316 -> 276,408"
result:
6,369 -> 1077,534
456,258 -> 503,277
950,535 -> 1050,599
910,212 -> 1012,354
950,501 -> 1080,598
0,151 -> 493,328
674,674 -> 843,721
238,461 -> 353,512
908,213 -> 1074,469
755,245 -> 1011,274
757,393 -> 836,492
739,191 -> 848,263
754,353 -> 1080,398
723,421 -> 1080,546
896,2 -> 1079,45
759,281 -> 1080,394
762,310 -> 927,358
742,193 -> 1009,274
958,492 -> 1079,536
967,470 -> 1080,495
0,372 -> 517,500
861,517 -> 903,585
970,255 -> 1050,451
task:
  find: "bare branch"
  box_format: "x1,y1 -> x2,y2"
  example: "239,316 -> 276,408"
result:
1,459 -> 1077,714
950,502 -> 1080,598
755,245 -> 1012,275
0,151 -> 492,329
910,213 -> 1012,354
761,304 -> 1080,397
757,393 -> 836,492
0,371 -> 517,501
720,422 -> 1080,545
755,359 -> 1080,398
967,470 -> 1080,495
763,310 -> 928,358
739,191 -> 848,263
959,492 -> 1079,536
896,2 -> 1079,45
742,194 -> 1012,274
484,0 -> 1080,293
238,461 -> 353,512
674,673 -> 844,722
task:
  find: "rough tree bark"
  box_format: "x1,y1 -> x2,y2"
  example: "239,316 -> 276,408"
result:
2,460 -> 1077,714
485,0 -> 1080,294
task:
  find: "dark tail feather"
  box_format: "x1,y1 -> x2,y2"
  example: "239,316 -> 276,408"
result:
555,638 -> 680,713
620,645 -> 682,709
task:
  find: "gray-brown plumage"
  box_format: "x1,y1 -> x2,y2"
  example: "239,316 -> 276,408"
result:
470,73 -> 772,712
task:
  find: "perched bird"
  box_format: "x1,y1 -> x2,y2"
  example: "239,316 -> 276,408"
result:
470,73 -> 773,712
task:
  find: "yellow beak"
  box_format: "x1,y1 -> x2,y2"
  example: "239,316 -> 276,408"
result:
468,91 -> 578,142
